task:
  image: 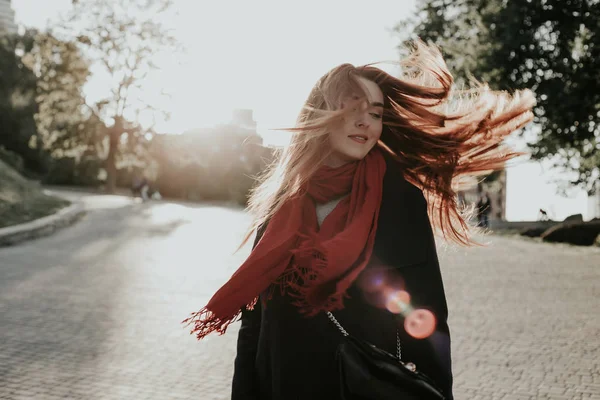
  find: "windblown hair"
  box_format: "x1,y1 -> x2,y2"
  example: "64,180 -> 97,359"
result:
243,40 -> 535,246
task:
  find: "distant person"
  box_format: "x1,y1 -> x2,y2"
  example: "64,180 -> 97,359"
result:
131,176 -> 142,197
140,178 -> 150,201
538,208 -> 549,221
183,40 -> 535,400
131,176 -> 151,201
131,175 -> 148,199
477,193 -> 492,228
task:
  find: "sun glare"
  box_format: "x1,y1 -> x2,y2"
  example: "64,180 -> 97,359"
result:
12,0 -> 594,220
13,0 -> 415,143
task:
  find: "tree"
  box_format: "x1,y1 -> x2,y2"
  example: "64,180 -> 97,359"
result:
0,33 -> 46,174
53,0 -> 180,192
20,29 -> 101,160
397,0 -> 600,194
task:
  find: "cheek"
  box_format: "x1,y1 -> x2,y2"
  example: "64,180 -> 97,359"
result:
371,123 -> 383,140
328,128 -> 346,149
330,119 -> 353,141
333,123 -> 347,138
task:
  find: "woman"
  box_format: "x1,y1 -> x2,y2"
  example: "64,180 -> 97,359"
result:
183,41 -> 535,400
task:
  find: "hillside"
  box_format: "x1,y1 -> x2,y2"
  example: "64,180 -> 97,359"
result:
0,159 -> 69,228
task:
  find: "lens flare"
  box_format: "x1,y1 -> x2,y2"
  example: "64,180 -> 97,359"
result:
385,290 -> 411,314
404,309 -> 436,339
357,268 -> 386,293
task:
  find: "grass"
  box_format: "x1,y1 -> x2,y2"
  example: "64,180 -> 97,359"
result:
0,159 -> 70,228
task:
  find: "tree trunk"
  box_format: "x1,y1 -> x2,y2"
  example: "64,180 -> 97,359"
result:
104,119 -> 122,193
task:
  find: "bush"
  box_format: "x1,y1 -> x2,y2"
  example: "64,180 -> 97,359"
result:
563,214 -> 583,222
520,227 -> 548,238
43,157 -> 77,185
75,156 -> 103,186
43,156 -> 102,186
0,146 -> 25,174
541,221 -> 600,246
0,158 -> 69,228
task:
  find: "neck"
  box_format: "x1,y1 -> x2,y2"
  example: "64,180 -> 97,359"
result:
324,153 -> 353,168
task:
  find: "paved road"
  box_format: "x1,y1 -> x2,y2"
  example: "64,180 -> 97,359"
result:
0,192 -> 599,400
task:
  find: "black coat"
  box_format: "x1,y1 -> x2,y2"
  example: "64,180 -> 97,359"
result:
231,157 -> 454,400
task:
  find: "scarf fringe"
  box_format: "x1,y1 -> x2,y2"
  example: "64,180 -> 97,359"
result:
247,296 -> 259,310
285,230 -> 344,315
181,307 -> 240,340
289,231 -> 328,284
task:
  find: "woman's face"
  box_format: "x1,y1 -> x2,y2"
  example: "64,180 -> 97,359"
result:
325,76 -> 384,167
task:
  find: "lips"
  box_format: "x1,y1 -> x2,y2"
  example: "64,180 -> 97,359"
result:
348,134 -> 368,144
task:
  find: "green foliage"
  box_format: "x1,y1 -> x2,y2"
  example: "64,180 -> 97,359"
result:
43,155 -> 103,186
0,146 -> 25,174
397,0 -> 600,194
0,29 -> 105,183
1,5 -> 172,189
0,33 -> 48,174
0,159 -> 69,228
19,29 -> 102,160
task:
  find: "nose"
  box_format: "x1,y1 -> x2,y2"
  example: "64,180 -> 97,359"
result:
355,118 -> 369,130
353,101 -> 371,129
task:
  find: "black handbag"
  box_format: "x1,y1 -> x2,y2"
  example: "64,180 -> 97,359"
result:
327,312 -> 446,400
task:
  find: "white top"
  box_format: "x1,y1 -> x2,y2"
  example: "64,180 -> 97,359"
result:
315,196 -> 347,227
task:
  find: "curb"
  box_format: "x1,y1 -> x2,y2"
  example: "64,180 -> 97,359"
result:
0,202 -> 86,247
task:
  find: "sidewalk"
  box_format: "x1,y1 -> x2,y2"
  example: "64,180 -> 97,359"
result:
0,196 -> 85,247
1,200 -> 598,399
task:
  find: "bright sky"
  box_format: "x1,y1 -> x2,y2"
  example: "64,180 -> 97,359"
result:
12,0 -> 408,144
11,0 -> 594,221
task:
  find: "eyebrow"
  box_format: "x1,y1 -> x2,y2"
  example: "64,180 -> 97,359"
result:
370,102 -> 384,108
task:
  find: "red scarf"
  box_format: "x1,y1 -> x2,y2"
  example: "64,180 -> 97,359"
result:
183,148 -> 386,340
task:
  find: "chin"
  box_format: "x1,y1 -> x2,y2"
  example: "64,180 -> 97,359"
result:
353,152 -> 369,161
328,144 -> 374,166
342,151 -> 368,162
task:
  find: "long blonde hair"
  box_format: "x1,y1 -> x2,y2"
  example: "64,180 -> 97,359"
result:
242,40 -> 535,247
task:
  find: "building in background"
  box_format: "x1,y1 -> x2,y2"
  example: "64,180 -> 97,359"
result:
231,109 -> 257,131
589,186 -> 600,220
149,109 -> 274,202
0,0 -> 17,34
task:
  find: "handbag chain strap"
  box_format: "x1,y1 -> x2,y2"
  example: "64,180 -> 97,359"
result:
326,311 -> 402,361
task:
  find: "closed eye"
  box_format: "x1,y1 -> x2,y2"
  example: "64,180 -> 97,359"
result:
370,113 -> 382,119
